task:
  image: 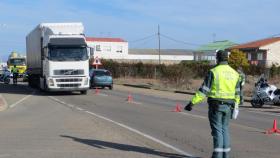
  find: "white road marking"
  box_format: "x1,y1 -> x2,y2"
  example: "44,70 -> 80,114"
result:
76,107 -> 84,111
127,101 -> 142,105
48,96 -> 193,157
180,112 -> 207,119
97,93 -> 109,97
246,110 -> 280,117
9,92 -> 34,108
83,110 -> 193,157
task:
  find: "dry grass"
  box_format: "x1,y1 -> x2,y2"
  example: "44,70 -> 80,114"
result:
114,75 -> 280,97
114,77 -> 207,91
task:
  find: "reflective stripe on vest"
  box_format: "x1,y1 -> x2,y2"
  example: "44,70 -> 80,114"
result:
214,148 -> 231,153
208,65 -> 239,99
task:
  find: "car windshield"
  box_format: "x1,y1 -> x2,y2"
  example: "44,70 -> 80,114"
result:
94,70 -> 111,76
9,59 -> 26,66
49,47 -> 88,61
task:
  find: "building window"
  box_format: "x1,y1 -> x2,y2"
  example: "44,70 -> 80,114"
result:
103,46 -> 111,52
210,56 -> 216,60
116,46 -> 123,53
96,45 -> 101,51
248,53 -> 251,60
257,53 -> 263,60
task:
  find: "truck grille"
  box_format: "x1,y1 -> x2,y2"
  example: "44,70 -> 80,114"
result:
54,69 -> 84,75
56,78 -> 82,82
57,84 -> 81,88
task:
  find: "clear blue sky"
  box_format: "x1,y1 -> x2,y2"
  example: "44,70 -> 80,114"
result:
0,0 -> 280,61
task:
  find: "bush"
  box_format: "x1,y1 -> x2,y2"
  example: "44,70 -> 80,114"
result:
99,59 -> 280,88
269,64 -> 280,78
100,60 -> 212,87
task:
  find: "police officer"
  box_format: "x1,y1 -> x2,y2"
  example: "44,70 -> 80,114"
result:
185,50 -> 242,158
11,65 -> 19,85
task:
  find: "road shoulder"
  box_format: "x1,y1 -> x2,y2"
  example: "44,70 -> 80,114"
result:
0,95 -> 8,111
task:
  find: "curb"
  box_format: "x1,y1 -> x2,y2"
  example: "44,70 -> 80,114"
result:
0,95 -> 8,112
123,84 -> 152,89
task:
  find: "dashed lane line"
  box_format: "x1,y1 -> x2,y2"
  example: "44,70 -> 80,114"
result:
180,111 -> 208,119
48,96 -> 194,157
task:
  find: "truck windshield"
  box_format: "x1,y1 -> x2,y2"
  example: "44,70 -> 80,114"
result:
49,47 -> 88,61
9,59 -> 26,66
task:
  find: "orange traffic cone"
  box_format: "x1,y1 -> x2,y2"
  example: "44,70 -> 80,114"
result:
172,103 -> 183,112
266,119 -> 280,134
127,93 -> 133,103
95,88 -> 100,95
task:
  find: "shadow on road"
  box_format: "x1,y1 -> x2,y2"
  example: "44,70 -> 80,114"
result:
0,82 -> 33,95
60,135 -> 197,158
0,82 -> 85,96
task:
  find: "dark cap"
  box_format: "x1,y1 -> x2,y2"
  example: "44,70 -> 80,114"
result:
216,50 -> 228,62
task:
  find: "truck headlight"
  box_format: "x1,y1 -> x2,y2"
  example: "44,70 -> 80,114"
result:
48,78 -> 54,86
84,78 -> 89,85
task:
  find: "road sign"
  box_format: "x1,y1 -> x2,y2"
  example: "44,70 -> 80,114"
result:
91,56 -> 102,69
92,56 -> 102,66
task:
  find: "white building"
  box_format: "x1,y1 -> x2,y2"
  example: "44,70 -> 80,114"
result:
128,49 -> 194,64
86,37 -> 194,64
86,37 -> 129,59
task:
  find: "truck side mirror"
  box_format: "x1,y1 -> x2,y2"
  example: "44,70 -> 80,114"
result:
90,48 -> 94,57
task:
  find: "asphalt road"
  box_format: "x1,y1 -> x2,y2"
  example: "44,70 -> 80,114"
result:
1,82 -> 280,158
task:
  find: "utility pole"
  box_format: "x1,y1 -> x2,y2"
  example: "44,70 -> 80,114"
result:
212,33 -> 216,42
158,24 -> 161,65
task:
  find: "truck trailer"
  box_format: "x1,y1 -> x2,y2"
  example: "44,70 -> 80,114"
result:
26,23 -> 90,94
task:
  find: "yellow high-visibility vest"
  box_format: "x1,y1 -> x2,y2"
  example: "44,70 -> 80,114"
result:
208,65 -> 240,100
191,64 -> 241,105
11,67 -> 19,73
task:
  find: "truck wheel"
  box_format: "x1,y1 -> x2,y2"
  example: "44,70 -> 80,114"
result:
81,90 -> 87,95
251,99 -> 264,108
28,77 -> 35,88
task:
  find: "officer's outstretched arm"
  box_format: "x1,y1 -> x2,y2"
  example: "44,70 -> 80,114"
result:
191,71 -> 213,105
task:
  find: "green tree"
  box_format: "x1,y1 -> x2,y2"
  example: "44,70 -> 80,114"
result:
229,49 -> 249,70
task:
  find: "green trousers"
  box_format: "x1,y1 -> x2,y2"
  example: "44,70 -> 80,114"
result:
208,104 -> 232,158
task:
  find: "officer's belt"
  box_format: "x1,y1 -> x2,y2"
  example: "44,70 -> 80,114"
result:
208,98 -> 234,106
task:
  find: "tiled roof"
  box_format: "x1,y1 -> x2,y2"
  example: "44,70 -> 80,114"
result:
196,40 -> 237,52
231,37 -> 280,49
86,37 -> 127,42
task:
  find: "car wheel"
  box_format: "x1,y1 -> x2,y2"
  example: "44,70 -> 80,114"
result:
251,99 -> 264,108
81,90 -> 87,95
109,84 -> 113,90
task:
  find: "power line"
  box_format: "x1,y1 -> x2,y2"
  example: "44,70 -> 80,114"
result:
129,33 -> 157,43
129,36 -> 157,48
160,33 -> 201,46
